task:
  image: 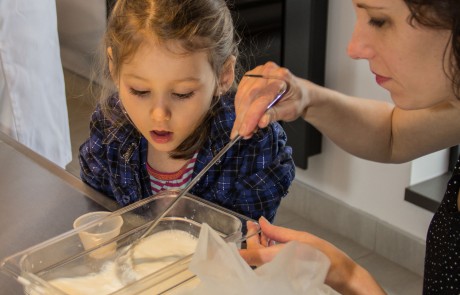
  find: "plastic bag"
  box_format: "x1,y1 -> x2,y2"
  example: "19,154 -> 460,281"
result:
186,223 -> 340,295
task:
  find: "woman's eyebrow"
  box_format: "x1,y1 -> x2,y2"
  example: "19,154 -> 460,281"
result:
356,3 -> 385,10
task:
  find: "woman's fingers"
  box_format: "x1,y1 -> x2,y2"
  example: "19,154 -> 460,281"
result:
232,62 -> 286,138
239,244 -> 284,267
257,216 -> 306,244
244,220 -> 264,249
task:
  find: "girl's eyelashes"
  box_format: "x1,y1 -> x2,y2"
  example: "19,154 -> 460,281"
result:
173,91 -> 195,99
128,87 -> 195,99
129,88 -> 149,97
368,17 -> 386,28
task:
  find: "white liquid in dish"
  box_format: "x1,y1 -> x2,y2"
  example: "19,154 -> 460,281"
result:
47,230 -> 198,295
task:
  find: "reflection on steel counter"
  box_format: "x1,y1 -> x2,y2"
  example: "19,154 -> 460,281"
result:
0,131 -> 118,294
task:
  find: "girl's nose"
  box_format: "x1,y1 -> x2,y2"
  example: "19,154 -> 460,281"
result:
150,101 -> 171,122
347,24 -> 374,60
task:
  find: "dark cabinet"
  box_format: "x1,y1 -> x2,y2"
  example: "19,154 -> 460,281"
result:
231,0 -> 327,169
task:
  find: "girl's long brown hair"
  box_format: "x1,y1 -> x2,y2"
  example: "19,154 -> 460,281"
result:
92,0 -> 240,159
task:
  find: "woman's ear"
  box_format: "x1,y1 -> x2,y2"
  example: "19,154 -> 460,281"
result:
217,55 -> 236,94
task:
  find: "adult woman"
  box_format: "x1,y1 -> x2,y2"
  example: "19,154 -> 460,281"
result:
233,0 -> 460,294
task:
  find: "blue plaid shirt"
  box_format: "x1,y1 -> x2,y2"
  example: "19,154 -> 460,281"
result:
79,94 -> 295,221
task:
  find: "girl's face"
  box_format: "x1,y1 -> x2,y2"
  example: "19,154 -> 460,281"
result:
114,39 -> 230,155
348,0 -> 454,109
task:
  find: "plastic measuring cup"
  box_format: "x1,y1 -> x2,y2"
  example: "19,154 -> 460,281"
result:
73,211 -> 123,259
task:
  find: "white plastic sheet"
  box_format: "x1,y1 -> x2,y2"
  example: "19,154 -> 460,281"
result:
188,223 -> 340,295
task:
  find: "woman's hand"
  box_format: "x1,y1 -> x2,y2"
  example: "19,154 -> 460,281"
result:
239,217 -> 387,295
239,217 -> 285,266
240,217 -> 353,273
231,62 -> 309,139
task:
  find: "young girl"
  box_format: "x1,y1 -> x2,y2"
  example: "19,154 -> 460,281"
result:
79,0 -> 295,222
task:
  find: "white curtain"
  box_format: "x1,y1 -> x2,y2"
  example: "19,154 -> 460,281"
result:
0,0 -> 72,168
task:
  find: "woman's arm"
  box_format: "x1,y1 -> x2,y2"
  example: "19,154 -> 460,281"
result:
240,217 -> 387,295
233,62 -> 460,163
306,80 -> 460,163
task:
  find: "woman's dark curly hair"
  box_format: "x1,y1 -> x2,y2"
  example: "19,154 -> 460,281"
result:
405,0 -> 460,98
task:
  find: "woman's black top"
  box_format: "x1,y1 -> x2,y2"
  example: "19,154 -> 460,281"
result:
424,156 -> 460,294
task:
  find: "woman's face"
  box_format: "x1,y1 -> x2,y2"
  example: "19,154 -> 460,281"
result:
115,38 -> 217,155
348,0 -> 454,109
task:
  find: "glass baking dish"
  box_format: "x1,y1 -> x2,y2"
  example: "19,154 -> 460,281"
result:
0,191 -> 256,294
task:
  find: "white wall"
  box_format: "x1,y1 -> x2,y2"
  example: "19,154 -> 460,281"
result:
296,0 -> 437,240
410,149 -> 448,185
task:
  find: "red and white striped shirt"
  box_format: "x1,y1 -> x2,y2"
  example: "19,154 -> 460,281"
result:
146,152 -> 198,194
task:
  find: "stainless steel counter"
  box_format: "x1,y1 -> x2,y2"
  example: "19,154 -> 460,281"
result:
0,131 -> 119,294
